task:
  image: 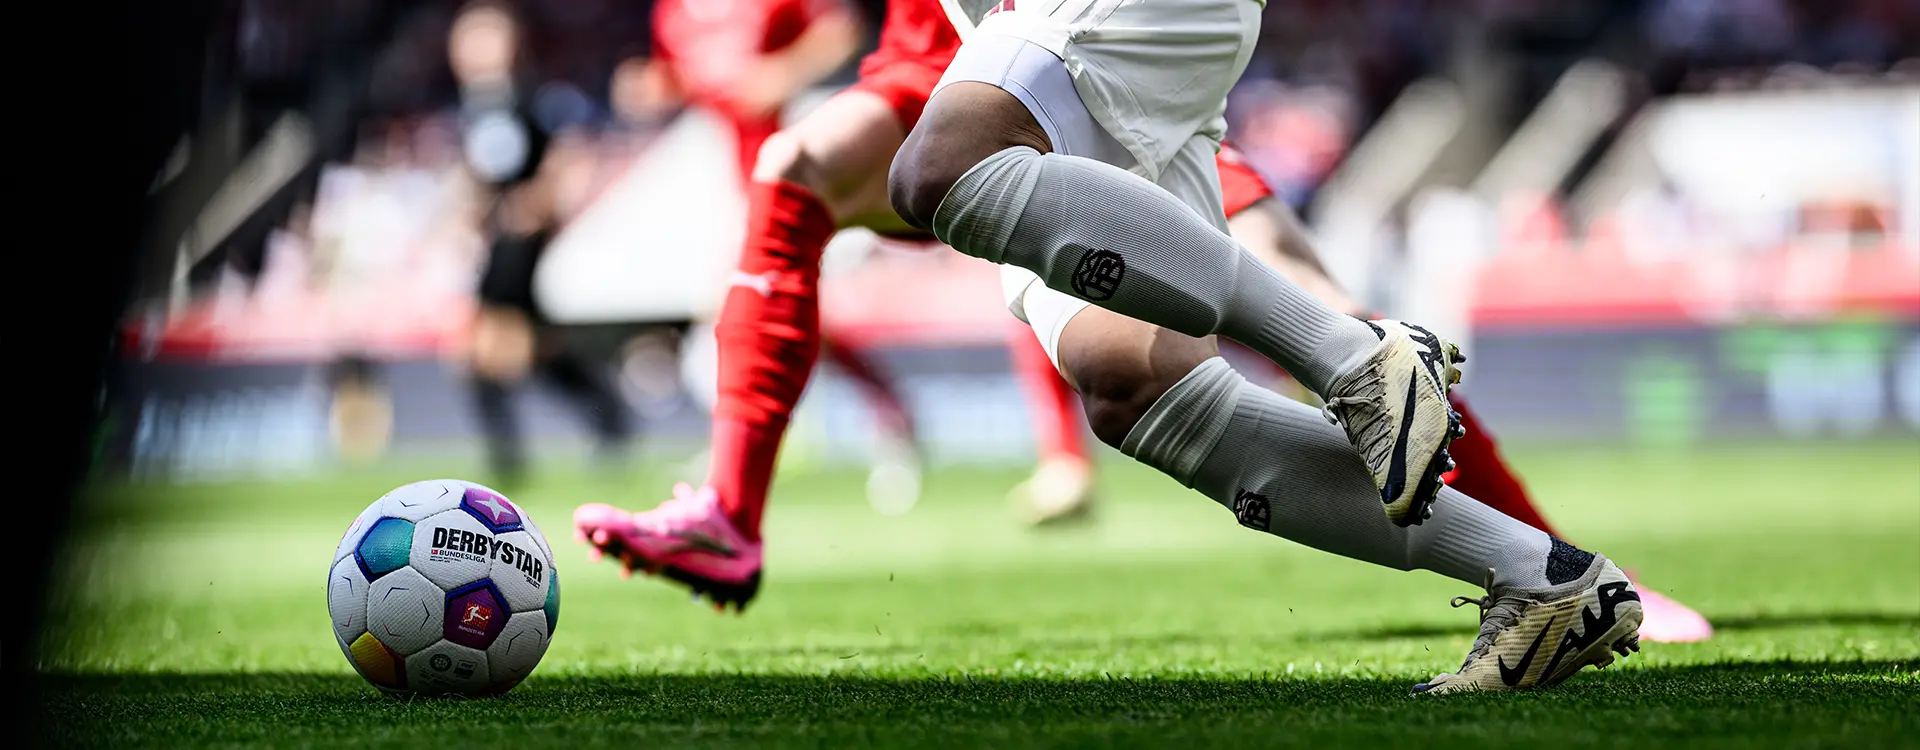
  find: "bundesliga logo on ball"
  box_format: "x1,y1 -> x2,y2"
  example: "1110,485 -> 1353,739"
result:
327,480 -> 560,697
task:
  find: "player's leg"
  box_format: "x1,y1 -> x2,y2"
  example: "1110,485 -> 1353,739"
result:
1224,186 -> 1712,642
470,224 -> 547,488
1440,395 -> 1713,642
468,305 -> 533,488
889,4 -> 1464,526
1005,317 -> 1096,524
699,91 -> 916,538
328,353 -> 394,466
929,10 -> 1641,689
515,153 -> 633,459
1009,142 -> 1343,526
969,53 -> 1611,633
818,335 -> 915,445
530,335 -> 634,466
1009,146 -> 1331,524
1226,201 -> 1364,318
572,89 -> 920,610
1015,274 -> 1642,693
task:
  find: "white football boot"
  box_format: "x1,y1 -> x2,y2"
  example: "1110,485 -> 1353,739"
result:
1321,320 -> 1465,527
1010,455 -> 1096,526
1413,553 -> 1645,695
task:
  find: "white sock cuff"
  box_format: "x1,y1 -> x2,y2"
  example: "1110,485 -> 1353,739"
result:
1120,357 -> 1242,487
1006,271 -> 1092,372
931,145 -> 1044,262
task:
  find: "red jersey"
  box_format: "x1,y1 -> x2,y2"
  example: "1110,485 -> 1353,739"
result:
1215,141 -> 1275,217
867,0 -> 962,70
653,0 -> 851,177
846,0 -> 963,130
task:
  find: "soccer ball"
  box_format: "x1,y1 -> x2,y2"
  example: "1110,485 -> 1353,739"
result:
327,479 -> 559,697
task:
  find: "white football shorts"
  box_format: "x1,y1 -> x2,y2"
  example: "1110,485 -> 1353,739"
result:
935,0 -> 1263,367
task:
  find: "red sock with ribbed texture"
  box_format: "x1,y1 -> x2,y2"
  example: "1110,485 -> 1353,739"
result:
708,180 -> 836,542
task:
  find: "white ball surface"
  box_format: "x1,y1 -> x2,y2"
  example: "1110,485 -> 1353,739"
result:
326,479 -> 559,697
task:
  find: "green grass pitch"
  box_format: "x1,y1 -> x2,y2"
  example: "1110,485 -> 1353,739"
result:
39,441 -> 1920,748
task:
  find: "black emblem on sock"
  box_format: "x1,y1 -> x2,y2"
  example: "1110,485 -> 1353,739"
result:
1232,490 -> 1271,532
1071,249 -> 1125,301
1545,536 -> 1597,585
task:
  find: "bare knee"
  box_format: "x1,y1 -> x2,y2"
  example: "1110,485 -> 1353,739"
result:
471,307 -> 535,382
1079,370 -> 1187,449
888,82 -> 1051,232
750,131 -> 821,190
1054,310 -> 1219,448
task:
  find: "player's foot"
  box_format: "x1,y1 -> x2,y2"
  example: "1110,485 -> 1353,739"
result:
1412,555 -> 1643,695
1629,572 -> 1713,643
1321,319 -> 1465,527
572,484 -> 761,613
1011,455 -> 1096,526
867,428 -> 923,517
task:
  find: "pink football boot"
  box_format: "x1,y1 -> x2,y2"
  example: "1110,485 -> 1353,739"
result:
1627,573 -> 1713,643
574,484 -> 763,612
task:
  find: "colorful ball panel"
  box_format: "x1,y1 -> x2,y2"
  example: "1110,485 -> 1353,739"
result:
543,565 -> 560,635
459,485 -> 525,533
443,579 -> 511,650
348,631 -> 406,690
334,500 -> 385,564
354,518 -> 415,581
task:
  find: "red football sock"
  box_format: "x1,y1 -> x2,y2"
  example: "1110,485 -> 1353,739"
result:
819,332 -> 914,440
708,180 -> 836,542
1443,393 -> 1564,538
1005,321 -> 1088,464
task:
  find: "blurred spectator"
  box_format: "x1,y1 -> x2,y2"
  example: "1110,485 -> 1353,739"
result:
451,0 -> 634,487
626,0 -> 862,179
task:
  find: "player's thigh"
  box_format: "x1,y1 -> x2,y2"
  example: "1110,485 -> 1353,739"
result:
889,30 -> 1135,229
1154,135 -> 1231,233
753,89 -> 910,232
932,32 -> 1136,168
471,306 -> 536,381
966,0 -> 1260,177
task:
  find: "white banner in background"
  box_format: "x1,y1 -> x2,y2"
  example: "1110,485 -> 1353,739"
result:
1646,85 -> 1920,239
535,109 -> 747,324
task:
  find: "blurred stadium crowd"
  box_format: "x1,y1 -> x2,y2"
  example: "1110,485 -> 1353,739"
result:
179,0 -> 1920,242
117,0 -> 1920,480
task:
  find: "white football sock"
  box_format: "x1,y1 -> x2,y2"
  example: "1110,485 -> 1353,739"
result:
1122,357 -> 1563,592
932,145 -> 1383,394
